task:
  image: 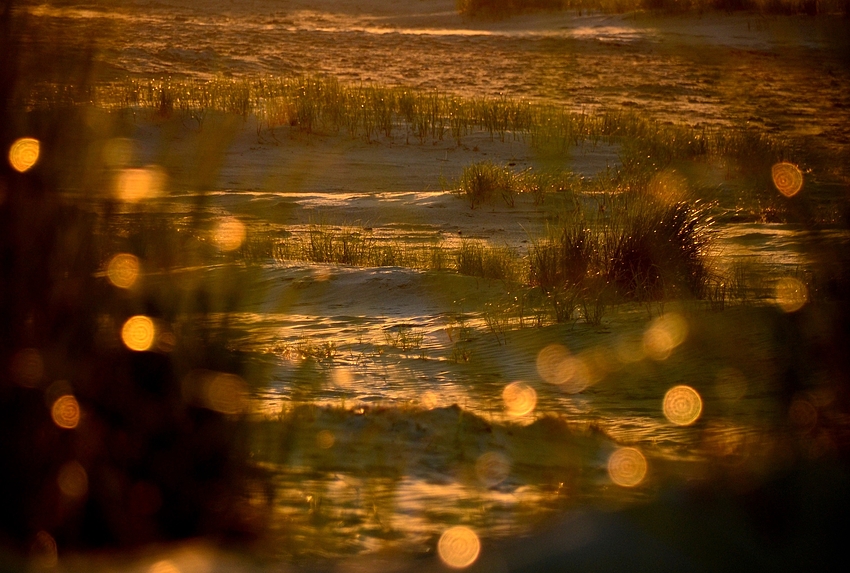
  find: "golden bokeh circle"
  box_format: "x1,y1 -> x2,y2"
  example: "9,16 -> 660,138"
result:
8,137 -> 40,172
121,315 -> 156,351
607,447 -> 647,487
204,373 -> 248,415
115,166 -> 165,202
775,277 -> 808,313
663,385 -> 703,426
107,253 -> 140,289
213,217 -> 246,252
475,451 -> 511,488
51,395 -> 80,429
438,526 -> 481,569
502,381 -> 537,417
771,162 -> 803,197
57,461 -> 88,499
316,430 -> 335,449
536,344 -> 591,393
643,313 -> 688,361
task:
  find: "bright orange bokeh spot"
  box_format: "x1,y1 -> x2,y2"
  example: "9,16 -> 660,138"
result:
663,385 -> 703,426
607,447 -> 647,487
438,526 -> 481,569
213,216 -> 246,251
8,137 -> 40,172
502,381 -> 537,417
121,315 -> 155,351
115,166 -> 165,201
771,162 -> 803,197
775,277 -> 808,313
107,253 -> 140,289
52,395 -> 80,429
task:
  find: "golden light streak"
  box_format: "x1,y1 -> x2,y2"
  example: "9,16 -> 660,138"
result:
57,461 -> 88,499
115,166 -> 165,201
502,381 -> 537,417
607,447 -> 647,487
662,385 -> 703,426
121,315 -> 156,351
771,162 -> 803,197
774,277 -> 807,313
438,526 -> 481,569
643,313 -> 688,361
51,395 -> 80,429
107,253 -> 140,289
475,451 -> 511,488
8,137 -> 40,172
212,216 -> 246,252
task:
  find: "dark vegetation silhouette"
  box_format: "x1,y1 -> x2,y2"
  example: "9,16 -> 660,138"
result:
0,0 -> 266,564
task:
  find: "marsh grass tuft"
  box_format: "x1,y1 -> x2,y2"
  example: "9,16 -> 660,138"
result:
529,194 -> 716,313
456,240 -> 523,282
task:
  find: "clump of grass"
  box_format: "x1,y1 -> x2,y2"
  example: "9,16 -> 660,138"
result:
529,194 -> 716,310
456,239 -> 522,282
455,161 -> 579,208
384,325 -> 424,352
603,196 -> 715,301
456,161 -> 516,209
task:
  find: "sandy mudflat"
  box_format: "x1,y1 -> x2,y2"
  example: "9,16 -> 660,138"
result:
19,0 -> 850,568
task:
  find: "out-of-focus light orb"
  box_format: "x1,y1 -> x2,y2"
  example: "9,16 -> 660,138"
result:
157,331 -> 177,353
607,447 -> 647,487
789,397 -> 818,432
775,277 -> 808,313
8,137 -> 40,172
715,367 -> 748,401
31,530 -> 58,569
51,395 -> 80,429
663,385 -> 703,426
204,373 -> 248,415
102,137 -> 134,168
614,334 -> 645,364
57,461 -> 88,499
116,166 -> 165,201
107,253 -> 140,289
148,559 -> 181,573
121,315 -> 155,351
648,168 -> 687,204
536,344 -> 591,393
316,430 -> 335,449
438,526 -> 481,569
421,390 -> 439,409
213,216 -> 246,252
331,367 -> 353,388
643,313 -> 688,361
11,348 -> 44,388
475,451 -> 511,488
502,381 -> 537,417
771,162 -> 803,197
